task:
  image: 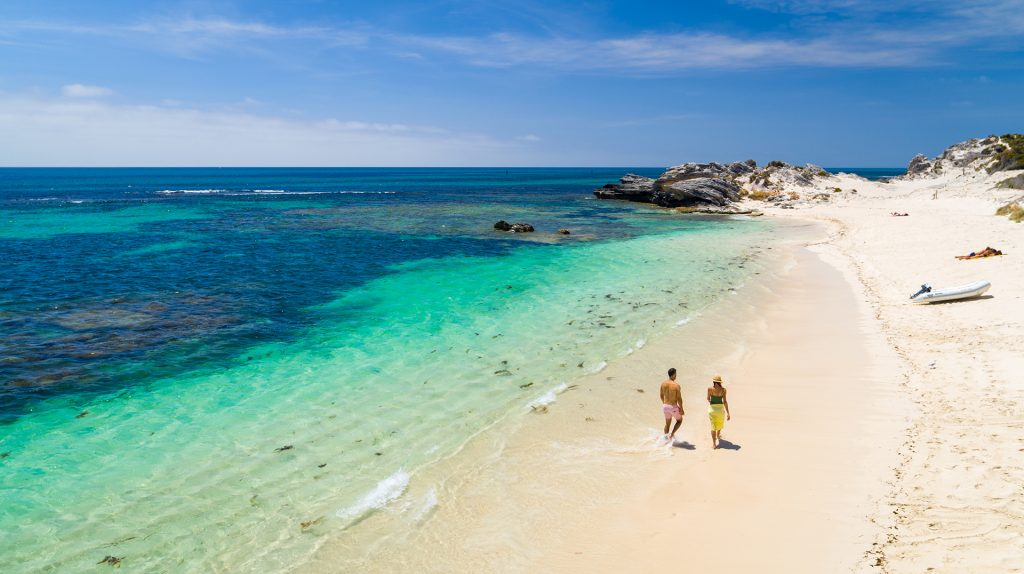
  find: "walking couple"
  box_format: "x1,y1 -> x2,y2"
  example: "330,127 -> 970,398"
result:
660,367 -> 731,449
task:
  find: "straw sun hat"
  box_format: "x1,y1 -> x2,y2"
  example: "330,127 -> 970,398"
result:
712,375 -> 724,384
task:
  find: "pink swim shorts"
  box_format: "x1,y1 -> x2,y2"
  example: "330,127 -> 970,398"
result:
662,404 -> 682,421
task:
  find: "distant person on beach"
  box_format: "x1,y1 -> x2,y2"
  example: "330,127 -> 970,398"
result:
956,246 -> 1003,260
707,375 -> 731,449
660,368 -> 684,441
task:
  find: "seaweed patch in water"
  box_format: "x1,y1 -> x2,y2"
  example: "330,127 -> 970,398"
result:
97,555 -> 123,567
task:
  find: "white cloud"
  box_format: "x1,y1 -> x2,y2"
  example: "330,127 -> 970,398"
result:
401,31 -> 926,70
516,134 -> 541,142
0,93 -> 533,167
61,83 -> 113,98
6,3 -> 1024,75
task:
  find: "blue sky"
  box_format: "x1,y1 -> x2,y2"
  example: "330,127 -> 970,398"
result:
1,0 -> 1022,166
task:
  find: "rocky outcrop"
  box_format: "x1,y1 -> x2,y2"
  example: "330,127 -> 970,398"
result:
594,173 -> 655,201
657,160 -> 756,184
897,134 -> 1024,179
906,154 -> 933,175
494,221 -> 534,233
652,177 -> 740,207
595,159 -> 832,208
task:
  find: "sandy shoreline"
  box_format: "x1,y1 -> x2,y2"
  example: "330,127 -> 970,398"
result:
303,164 -> 1023,573
304,218 -> 911,573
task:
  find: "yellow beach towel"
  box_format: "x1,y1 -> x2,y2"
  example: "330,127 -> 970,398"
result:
708,404 -> 726,431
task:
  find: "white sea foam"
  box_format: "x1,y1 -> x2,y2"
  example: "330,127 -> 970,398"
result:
156,189 -> 227,194
335,469 -> 410,522
589,361 -> 608,373
675,317 -> 692,326
635,339 -> 646,349
530,383 -> 568,410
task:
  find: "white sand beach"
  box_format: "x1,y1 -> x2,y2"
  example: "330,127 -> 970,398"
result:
763,166 -> 1024,572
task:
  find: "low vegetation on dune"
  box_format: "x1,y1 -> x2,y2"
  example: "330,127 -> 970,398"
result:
747,189 -> 779,201
995,201 -> 1024,222
989,134 -> 1024,172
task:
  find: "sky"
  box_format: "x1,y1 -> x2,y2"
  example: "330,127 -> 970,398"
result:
1,0 -> 1022,167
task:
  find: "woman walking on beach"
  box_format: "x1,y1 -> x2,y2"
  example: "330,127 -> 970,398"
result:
707,375 -> 730,449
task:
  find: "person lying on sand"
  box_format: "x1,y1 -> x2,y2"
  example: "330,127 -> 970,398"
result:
660,368 -> 684,441
956,246 -> 1004,260
707,375 -> 731,449
890,212 -> 909,216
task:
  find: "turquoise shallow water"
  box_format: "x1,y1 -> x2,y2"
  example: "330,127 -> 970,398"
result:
0,168 -> 774,572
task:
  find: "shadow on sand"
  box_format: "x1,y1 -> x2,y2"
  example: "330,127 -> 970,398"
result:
671,440 -> 696,450
716,438 -> 741,450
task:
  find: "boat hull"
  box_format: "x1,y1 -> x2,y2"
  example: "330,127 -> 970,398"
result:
911,280 -> 991,304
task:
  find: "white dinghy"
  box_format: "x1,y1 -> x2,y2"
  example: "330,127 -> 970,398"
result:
910,280 -> 991,304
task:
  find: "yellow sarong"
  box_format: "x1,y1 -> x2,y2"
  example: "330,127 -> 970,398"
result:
708,404 -> 726,431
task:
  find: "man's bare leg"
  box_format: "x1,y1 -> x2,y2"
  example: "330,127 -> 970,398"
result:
669,418 -> 682,441
663,419 -> 671,437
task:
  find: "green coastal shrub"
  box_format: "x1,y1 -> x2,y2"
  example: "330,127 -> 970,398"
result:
989,134 -> 1024,172
995,201 -> 1024,222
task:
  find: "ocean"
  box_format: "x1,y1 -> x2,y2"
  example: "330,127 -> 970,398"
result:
0,167 -> 885,572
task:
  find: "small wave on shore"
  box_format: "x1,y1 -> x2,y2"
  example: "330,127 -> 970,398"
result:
335,470 -> 411,524
529,383 -> 568,411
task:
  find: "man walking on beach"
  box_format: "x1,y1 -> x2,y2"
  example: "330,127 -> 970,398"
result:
660,368 -> 684,441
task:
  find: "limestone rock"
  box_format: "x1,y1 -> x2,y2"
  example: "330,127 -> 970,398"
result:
595,159 -> 833,208
652,177 -> 741,207
897,134 -> 1024,179
657,160 -> 756,186
906,154 -> 933,175
593,173 -> 655,201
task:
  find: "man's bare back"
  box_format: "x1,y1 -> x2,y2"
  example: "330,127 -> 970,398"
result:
660,379 -> 682,407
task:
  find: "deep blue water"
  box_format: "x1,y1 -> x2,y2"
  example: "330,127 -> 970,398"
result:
2,168 -> 671,422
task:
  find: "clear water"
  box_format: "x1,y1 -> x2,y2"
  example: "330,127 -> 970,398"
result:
0,168 -> 774,572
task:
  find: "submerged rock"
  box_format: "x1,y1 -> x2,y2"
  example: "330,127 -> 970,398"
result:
493,221 -> 534,233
